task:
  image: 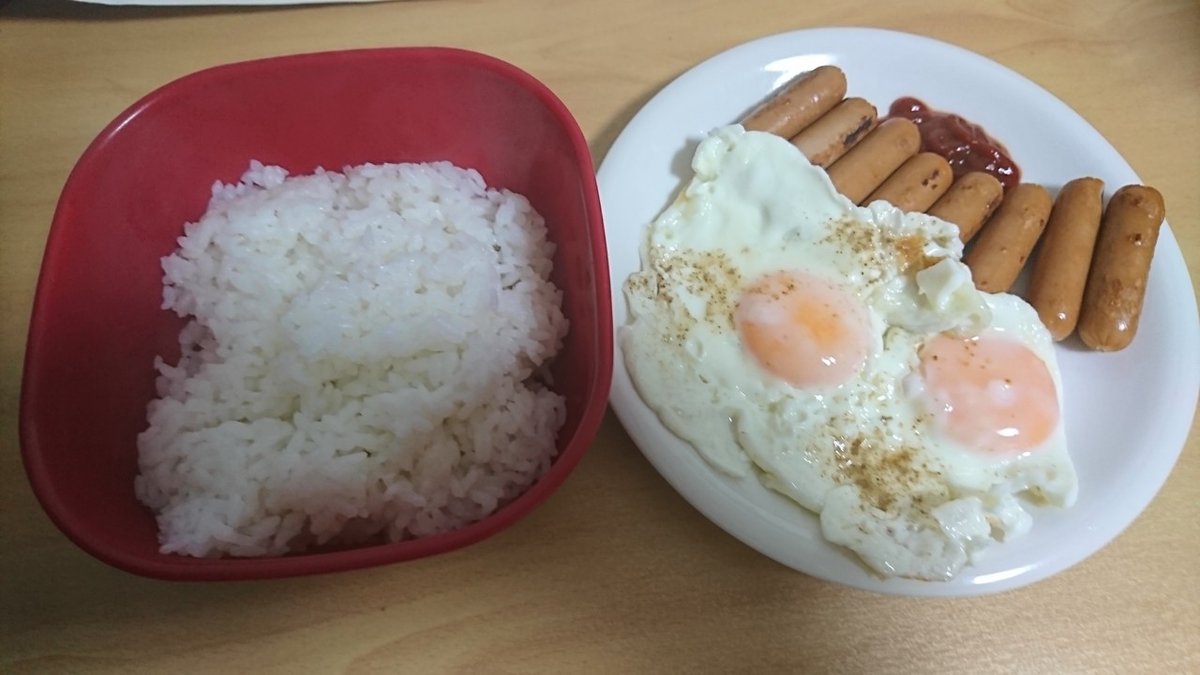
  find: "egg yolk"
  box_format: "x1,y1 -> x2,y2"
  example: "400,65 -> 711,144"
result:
919,334 -> 1059,455
735,271 -> 870,389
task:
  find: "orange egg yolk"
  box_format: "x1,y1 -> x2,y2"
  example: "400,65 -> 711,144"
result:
735,271 -> 870,389
919,334 -> 1059,455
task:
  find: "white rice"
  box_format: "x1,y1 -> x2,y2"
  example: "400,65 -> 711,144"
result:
135,160 -> 568,558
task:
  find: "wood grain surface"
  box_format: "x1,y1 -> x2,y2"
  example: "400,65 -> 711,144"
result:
1,0 -> 1197,672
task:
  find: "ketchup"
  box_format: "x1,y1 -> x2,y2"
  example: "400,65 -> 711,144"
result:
885,97 -> 1020,192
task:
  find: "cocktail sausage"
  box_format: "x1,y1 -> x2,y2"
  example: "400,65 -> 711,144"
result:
963,183 -> 1053,293
826,118 -> 921,204
741,66 -> 848,138
790,97 -> 877,167
1077,185 -> 1166,351
1026,178 -> 1105,340
926,172 -> 1004,242
863,152 -> 953,213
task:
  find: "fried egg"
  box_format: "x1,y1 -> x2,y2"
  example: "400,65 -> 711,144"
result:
621,125 -> 1077,581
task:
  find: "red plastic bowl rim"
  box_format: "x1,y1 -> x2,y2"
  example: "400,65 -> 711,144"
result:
20,46 -> 614,581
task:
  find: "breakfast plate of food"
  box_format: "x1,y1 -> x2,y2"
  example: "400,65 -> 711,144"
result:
599,27 -> 1199,596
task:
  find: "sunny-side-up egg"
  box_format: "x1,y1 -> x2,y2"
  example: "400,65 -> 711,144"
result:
621,125 -> 1078,581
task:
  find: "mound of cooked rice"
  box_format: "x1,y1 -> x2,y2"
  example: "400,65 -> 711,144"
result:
135,161 -> 568,558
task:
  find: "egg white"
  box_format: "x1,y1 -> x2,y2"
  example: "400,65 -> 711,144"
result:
621,125 -> 1078,581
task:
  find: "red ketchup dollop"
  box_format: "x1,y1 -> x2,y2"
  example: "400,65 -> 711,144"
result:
885,97 -> 1020,192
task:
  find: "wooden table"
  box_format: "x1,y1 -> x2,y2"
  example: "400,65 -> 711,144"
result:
2,0 -> 1197,671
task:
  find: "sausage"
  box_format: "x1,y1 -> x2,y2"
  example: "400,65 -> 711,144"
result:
1076,185 -> 1166,351
826,118 -> 921,204
790,97 -> 877,167
863,152 -> 953,213
926,172 -> 1005,242
741,65 -> 848,138
1025,177 -> 1105,341
962,183 -> 1053,293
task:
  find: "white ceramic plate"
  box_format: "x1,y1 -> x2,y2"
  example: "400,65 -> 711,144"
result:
599,27 -> 1200,597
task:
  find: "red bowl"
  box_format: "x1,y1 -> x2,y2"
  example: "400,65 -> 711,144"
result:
21,48 -> 612,580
